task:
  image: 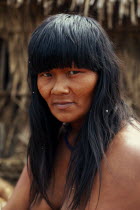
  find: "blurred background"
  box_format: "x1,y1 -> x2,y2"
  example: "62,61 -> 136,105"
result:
0,0 -> 140,207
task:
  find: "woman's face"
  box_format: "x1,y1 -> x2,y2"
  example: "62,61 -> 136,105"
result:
37,67 -> 98,123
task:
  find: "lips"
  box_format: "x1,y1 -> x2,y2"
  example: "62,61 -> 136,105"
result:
52,102 -> 75,110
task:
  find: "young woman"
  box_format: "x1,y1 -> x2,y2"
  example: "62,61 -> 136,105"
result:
3,14 -> 140,210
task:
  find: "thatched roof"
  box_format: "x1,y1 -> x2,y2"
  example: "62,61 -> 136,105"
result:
1,0 -> 140,28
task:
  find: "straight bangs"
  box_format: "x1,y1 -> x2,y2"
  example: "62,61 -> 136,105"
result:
28,14 -> 103,75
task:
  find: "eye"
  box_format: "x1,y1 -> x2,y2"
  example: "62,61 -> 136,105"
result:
42,72 -> 52,77
68,71 -> 81,75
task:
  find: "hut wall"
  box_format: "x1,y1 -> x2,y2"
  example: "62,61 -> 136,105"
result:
0,4 -> 44,183
109,30 -> 140,117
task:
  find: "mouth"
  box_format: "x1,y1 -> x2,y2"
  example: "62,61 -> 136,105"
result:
52,102 -> 75,110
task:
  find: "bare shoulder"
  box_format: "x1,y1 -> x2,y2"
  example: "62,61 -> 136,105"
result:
107,120 -> 140,167
104,120 -> 140,182
2,165 -> 31,210
115,120 -> 140,148
88,121 -> 140,210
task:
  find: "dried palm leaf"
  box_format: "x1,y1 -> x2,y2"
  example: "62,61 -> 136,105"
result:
43,0 -> 53,16
7,0 -> 14,5
130,0 -> 137,25
90,0 -> 95,6
137,0 -> 140,17
84,0 -> 90,16
70,0 -> 77,11
97,0 -> 105,25
77,0 -> 84,5
118,0 -> 126,24
57,0 -> 66,7
15,0 -> 23,8
97,0 -> 105,9
107,0 -> 115,29
37,0 -> 42,3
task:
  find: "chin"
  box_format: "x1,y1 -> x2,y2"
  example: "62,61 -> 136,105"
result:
55,116 -> 74,123
53,113 -> 84,124
50,107 -> 86,123
51,113 -> 72,122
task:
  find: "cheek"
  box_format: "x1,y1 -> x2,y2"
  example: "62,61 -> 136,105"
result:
37,79 -> 49,101
75,77 -> 98,99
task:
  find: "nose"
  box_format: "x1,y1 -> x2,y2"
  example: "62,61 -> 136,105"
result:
51,77 -> 70,95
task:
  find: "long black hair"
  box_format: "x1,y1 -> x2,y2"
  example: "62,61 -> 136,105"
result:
27,14 -> 133,209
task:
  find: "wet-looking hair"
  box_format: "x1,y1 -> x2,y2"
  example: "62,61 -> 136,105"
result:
27,14 -> 133,209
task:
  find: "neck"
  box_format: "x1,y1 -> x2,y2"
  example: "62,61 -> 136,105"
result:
71,117 -> 84,130
68,119 -> 84,144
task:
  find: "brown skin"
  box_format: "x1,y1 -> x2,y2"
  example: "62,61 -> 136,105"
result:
3,123 -> 140,210
37,67 -> 98,131
86,122 -> 140,210
2,166 -> 31,210
2,68 -> 140,210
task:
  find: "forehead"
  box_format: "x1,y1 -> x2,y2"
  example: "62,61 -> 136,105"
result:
48,65 -> 89,72
28,17 -> 100,76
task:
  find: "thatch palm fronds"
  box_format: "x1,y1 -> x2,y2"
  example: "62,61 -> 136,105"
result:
2,0 -> 140,28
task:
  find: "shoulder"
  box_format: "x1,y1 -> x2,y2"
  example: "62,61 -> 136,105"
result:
2,165 -> 31,210
106,120 -> 140,173
88,121 -> 140,210
103,120 -> 140,182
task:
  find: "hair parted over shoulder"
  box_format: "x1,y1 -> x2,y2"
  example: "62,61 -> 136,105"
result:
27,14 -> 133,209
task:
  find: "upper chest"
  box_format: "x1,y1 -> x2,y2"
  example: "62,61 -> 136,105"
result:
46,139 -> 72,209
30,139 -> 70,210
31,125 -> 140,210
32,158 -> 139,210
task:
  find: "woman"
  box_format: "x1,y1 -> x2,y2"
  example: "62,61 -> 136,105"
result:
3,14 -> 140,210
